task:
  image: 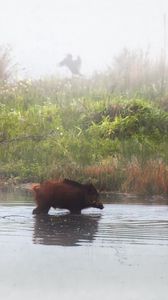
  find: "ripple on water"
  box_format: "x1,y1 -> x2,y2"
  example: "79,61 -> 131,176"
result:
96,204 -> 168,246
0,196 -> 168,247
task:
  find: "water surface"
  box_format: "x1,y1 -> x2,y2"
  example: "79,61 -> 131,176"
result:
0,191 -> 168,300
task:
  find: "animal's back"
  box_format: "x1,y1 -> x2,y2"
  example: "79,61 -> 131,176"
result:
50,182 -> 84,209
33,180 -> 84,209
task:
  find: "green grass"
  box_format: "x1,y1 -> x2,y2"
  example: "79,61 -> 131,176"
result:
1,77 -> 168,194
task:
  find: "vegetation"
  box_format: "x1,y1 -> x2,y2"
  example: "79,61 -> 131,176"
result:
1,48 -> 168,194
0,46 -> 14,82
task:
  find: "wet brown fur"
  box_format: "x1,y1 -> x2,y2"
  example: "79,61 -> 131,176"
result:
32,179 -> 103,214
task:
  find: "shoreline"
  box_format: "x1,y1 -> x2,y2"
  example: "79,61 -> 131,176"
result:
0,181 -> 168,204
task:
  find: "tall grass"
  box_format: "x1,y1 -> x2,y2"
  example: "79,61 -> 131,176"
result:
122,158 -> 168,194
1,69 -> 168,194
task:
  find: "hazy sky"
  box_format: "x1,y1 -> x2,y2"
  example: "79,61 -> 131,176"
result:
0,0 -> 168,78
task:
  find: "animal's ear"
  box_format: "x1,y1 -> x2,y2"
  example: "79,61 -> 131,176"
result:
85,184 -> 94,192
85,183 -> 99,196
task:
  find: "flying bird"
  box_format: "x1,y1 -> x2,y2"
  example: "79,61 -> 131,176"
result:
59,54 -> 82,76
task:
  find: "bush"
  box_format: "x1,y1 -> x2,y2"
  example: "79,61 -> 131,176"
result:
1,77 -> 168,194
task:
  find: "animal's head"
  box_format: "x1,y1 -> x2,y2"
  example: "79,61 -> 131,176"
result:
84,184 -> 104,210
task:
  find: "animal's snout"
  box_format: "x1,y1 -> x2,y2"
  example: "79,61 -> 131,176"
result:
96,203 -> 104,209
92,201 -> 104,209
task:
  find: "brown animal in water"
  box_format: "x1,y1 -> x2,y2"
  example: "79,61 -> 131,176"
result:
32,179 -> 104,215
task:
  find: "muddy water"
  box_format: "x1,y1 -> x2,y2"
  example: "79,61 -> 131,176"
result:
0,191 -> 168,300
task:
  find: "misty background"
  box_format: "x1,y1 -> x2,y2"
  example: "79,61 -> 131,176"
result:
0,0 -> 168,78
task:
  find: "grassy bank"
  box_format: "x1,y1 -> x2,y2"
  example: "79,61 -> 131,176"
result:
1,77 -> 168,194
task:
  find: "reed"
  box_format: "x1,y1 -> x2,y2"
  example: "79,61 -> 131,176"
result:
122,158 -> 168,194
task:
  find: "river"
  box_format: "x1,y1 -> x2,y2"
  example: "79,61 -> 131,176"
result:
0,191 -> 168,300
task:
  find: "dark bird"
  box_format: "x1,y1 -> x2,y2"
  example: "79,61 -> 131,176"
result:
59,54 -> 82,76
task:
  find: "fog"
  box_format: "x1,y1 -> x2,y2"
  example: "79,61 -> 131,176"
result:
0,0 -> 168,78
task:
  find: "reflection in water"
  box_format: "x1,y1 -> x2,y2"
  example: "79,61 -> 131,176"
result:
0,193 -> 168,300
33,214 -> 101,246
0,189 -> 168,248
